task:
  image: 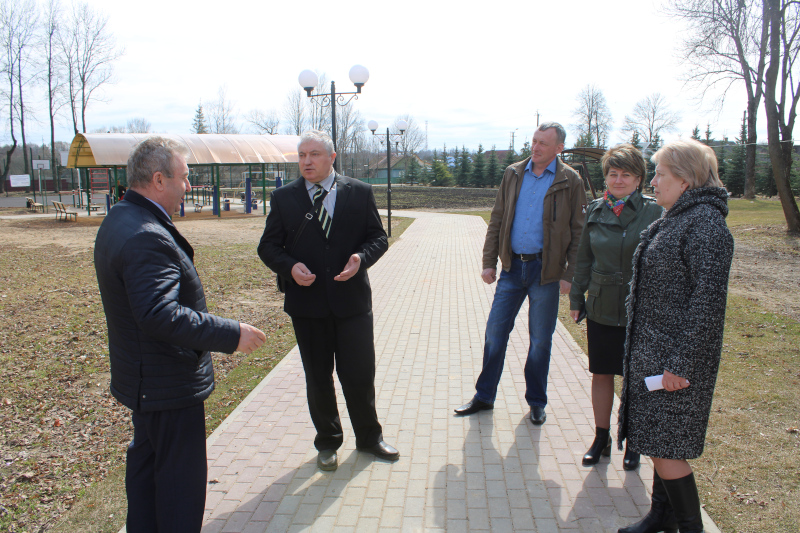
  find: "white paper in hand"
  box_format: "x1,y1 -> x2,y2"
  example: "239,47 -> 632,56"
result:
645,374 -> 664,391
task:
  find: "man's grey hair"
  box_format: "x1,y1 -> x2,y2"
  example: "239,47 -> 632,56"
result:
537,122 -> 567,145
127,136 -> 190,189
298,130 -> 335,155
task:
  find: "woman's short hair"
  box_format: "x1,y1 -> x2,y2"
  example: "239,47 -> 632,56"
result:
601,144 -> 647,191
127,136 -> 189,189
298,130 -> 335,155
651,139 -> 724,190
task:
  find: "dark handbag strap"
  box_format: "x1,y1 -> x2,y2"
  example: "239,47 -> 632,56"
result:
286,185 -> 330,254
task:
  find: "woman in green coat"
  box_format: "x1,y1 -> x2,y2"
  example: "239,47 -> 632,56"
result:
569,144 -> 663,469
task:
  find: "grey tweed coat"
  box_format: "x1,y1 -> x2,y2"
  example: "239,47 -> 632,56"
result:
617,187 -> 734,460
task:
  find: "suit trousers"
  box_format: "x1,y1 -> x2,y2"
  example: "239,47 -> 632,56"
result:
292,311 -> 383,451
126,403 -> 207,533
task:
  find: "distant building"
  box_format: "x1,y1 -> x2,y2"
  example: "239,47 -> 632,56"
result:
367,154 -> 430,183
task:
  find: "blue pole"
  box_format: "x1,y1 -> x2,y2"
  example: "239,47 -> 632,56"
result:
180,200 -> 185,217
245,176 -> 252,214
213,185 -> 219,215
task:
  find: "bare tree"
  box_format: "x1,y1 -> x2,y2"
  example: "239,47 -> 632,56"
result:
42,0 -> 67,192
393,114 -> 425,155
0,0 -> 34,194
126,117 -> 151,133
571,84 -> 613,148
282,88 -> 304,135
245,108 -> 280,134
207,85 -> 239,134
306,72 -> 329,132
668,0 -> 768,199
621,93 -> 681,146
763,0 -> 800,233
335,101 -> 365,173
12,0 -> 36,179
60,2 -> 122,134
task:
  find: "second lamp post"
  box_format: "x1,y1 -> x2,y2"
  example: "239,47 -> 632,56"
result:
368,119 -> 407,237
298,65 -> 369,172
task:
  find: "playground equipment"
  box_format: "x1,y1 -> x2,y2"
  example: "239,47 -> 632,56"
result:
66,133 -> 299,217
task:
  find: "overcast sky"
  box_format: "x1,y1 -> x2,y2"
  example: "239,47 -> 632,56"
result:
14,0 -> 763,152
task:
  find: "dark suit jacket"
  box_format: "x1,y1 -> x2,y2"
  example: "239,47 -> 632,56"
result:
257,174 -> 388,318
94,190 -> 240,412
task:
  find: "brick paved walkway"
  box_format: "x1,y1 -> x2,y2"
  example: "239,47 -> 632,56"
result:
197,211 -> 719,533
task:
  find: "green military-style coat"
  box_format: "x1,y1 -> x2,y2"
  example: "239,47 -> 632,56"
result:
569,190 -> 663,327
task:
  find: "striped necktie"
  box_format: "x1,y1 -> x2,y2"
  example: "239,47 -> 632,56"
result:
313,185 -> 332,238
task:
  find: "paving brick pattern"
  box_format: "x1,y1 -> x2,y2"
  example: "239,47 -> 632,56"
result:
197,211 -> 717,533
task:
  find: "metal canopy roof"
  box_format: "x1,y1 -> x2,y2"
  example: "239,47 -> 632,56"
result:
66,133 -> 300,168
562,147 -> 607,160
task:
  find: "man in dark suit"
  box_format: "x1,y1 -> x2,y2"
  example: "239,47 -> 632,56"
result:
258,130 -> 398,471
94,137 -> 266,532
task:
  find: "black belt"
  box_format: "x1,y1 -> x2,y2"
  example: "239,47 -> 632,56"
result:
513,252 -> 542,262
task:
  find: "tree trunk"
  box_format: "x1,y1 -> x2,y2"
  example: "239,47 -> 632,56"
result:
764,0 -> 800,234
744,100 -> 758,199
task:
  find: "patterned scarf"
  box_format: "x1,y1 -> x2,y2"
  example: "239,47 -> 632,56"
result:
604,190 -> 629,217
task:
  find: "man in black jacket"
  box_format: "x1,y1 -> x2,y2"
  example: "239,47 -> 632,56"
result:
258,130 -> 398,472
94,137 -> 266,533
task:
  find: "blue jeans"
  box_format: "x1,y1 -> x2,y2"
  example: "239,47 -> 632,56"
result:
475,257 -> 560,407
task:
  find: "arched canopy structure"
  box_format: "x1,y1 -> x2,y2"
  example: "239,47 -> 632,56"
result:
66,133 -> 300,168
65,133 -> 301,218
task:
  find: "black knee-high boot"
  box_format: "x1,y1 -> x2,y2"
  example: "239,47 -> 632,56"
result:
661,472 -> 704,533
582,427 -> 611,466
618,471 -> 678,533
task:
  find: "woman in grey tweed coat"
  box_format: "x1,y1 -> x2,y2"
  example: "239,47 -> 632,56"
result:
617,140 -> 733,533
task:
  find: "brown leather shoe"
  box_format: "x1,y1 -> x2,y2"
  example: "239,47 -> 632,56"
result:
454,398 -> 494,416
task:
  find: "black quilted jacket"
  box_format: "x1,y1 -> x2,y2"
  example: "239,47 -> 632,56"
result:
94,190 -> 240,412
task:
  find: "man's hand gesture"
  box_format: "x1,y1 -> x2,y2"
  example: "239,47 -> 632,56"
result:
334,254 -> 361,281
237,323 -> 266,354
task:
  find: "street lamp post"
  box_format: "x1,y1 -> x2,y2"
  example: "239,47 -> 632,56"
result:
368,119 -> 407,237
298,65 -> 369,172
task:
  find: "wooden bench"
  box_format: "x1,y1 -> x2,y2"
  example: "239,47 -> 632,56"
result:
52,201 -> 78,221
26,197 -> 44,213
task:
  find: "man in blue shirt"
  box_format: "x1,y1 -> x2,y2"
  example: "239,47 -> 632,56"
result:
455,122 -> 586,424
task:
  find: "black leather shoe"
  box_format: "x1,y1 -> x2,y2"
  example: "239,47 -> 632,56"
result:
623,444 -> 640,471
358,440 -> 400,461
530,406 -> 546,425
317,449 -> 337,471
582,427 -> 611,466
454,398 -> 494,416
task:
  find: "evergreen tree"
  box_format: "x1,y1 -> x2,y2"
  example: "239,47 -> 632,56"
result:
629,131 -> 643,150
691,126 -> 701,140
574,132 -> 594,148
520,141 -> 531,159
487,147 -> 501,187
430,160 -> 454,187
472,144 -> 486,188
725,117 -> 747,196
406,156 -> 421,185
502,148 -> 516,171
645,134 -> 662,183
717,138 -> 727,185
756,160 -> 777,196
192,102 -> 209,134
456,146 -> 472,187
703,124 -> 712,145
